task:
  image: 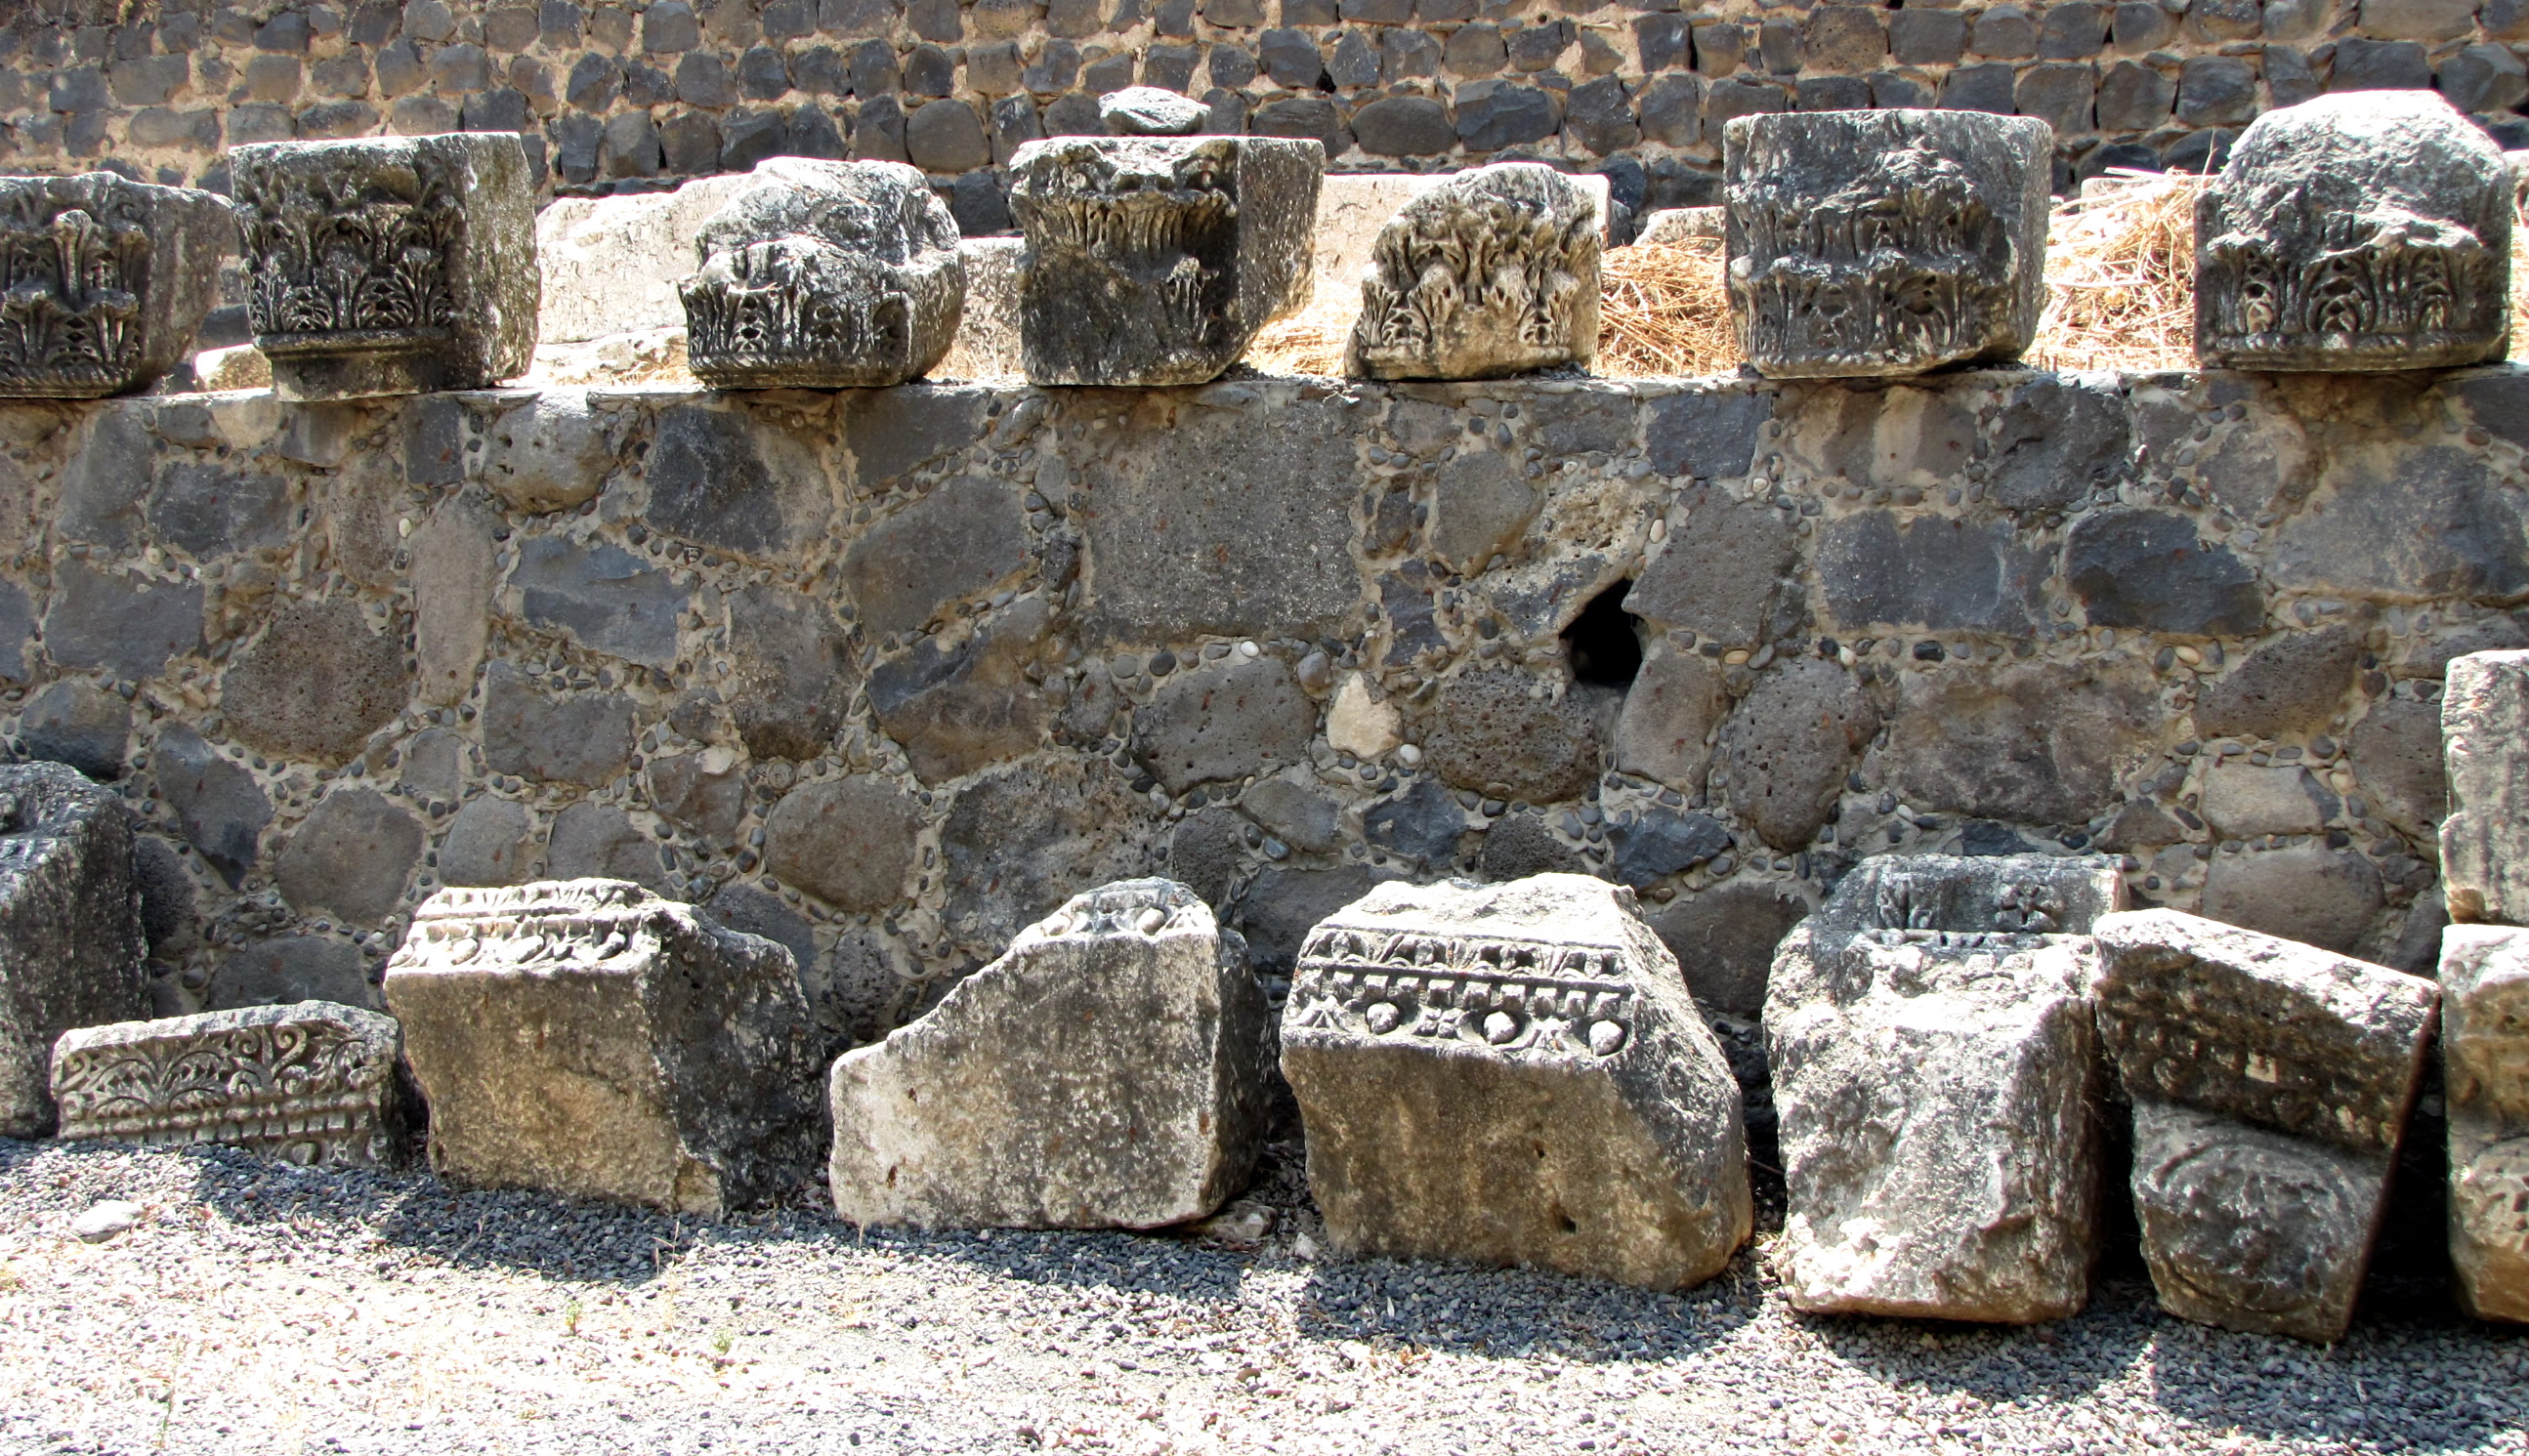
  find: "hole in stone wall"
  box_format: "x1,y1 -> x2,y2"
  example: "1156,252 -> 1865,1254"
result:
1562,582 -> 1644,689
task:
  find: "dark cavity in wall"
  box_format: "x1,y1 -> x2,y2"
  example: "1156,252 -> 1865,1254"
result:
1563,582 -> 1644,689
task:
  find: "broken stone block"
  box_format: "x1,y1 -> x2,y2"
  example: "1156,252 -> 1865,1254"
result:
680,158 -> 966,390
383,880 -> 823,1216
1722,109 -> 2051,378
2442,649 -> 2529,926
0,172 -> 234,398
1100,85 -> 1208,136
2196,92 -> 2512,372
1281,873 -> 1750,1291
535,172 -> 756,345
51,1001 -> 405,1167
1769,853 -> 2123,1323
2093,908 -> 2439,1342
231,134 -> 540,400
1344,162 -> 1601,382
0,762 -> 148,1138
828,878 -> 1271,1228
2436,923 -> 2529,1323
1007,135 -> 1323,386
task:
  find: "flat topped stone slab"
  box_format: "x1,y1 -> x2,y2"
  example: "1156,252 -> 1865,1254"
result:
681,158 -> 965,391
1724,109 -> 2051,379
0,762 -> 148,1139
2439,924 -> 2529,1323
2440,649 -> 2529,927
232,133 -> 541,401
828,877 -> 1271,1229
2093,908 -> 2438,1342
1770,853 -> 2123,1323
1346,162 -> 1600,383
52,1001 -> 405,1168
1008,135 -> 1323,387
1281,873 -> 1750,1292
384,879 -> 822,1217
2197,92 -> 2512,373
0,173 -> 233,399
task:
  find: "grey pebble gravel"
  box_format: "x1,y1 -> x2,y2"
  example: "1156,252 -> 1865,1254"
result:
0,1137 -> 2523,1455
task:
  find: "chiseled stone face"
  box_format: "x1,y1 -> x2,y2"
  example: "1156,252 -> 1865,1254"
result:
1769,854 -> 2123,1324
2196,92 -> 2512,372
52,1001 -> 406,1168
231,133 -> 541,401
1722,108 -> 2051,379
680,158 -> 966,390
383,879 -> 823,1217
2093,908 -> 2439,1342
2440,649 -> 2529,927
0,762 -> 148,1139
827,878 -> 1271,1229
2437,923 -> 2529,1323
0,173 -> 233,399
1280,873 -> 1751,1292
1007,134 -> 1323,387
1345,162 -> 1600,382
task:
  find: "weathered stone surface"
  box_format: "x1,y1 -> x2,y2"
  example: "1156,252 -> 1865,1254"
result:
1346,163 -> 1600,382
2264,444 -> 2529,604
2442,650 -> 2529,925
148,463 -> 290,560
942,756 -> 1163,954
1166,807 -> 1248,907
1647,878 -> 1808,1018
274,787 -> 423,928
2197,92 -> 2512,372
43,562 -> 200,684
1425,450 -> 1538,575
207,936 -> 372,1012
2093,908 -> 2438,1341
841,475 -> 1028,640
511,536 -> 685,670
2200,762 -> 2335,840
546,802 -> 668,894
1132,653 -> 1316,794
1282,874 -> 1751,1290
1623,488 -> 1794,645
1309,173 -> 1610,323
831,879 -> 1270,1227
939,236 -> 1023,379
221,600 -> 410,766
52,1001 -> 404,1167
1240,771 -> 1342,854
1723,109 -> 2050,378
479,393 -> 613,514
1610,644 -> 1726,793
866,596 -> 1053,782
1424,667 -> 1606,806
1817,512 -> 2044,634
410,493 -> 496,707
1475,811 -> 1589,882
682,158 -> 965,389
1770,855 -> 2119,1322
0,172 -> 232,398
1721,657 -> 1878,851
726,584 -> 853,761
2064,508 -> 2264,637
533,173 -> 754,343
0,763 -> 148,1138
2437,923 -> 2529,1322
2348,694 -> 2447,843
232,134 -> 540,399
1885,655 -> 2158,827
2190,627 -> 2359,742
385,881 -> 824,1216
1099,85 -> 1208,135
763,775 -> 919,912
21,679 -> 131,781
480,663 -> 634,787
2200,844 -> 2385,955
152,725 -> 271,889
1608,807 -> 1732,889
1008,135 -> 1323,386
440,796 -> 534,888
643,403 -> 831,559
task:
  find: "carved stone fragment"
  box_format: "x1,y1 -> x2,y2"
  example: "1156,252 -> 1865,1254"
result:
1008,135 -> 1323,387
1723,109 -> 2051,379
2441,649 -> 2529,926
828,878 -> 1271,1228
0,173 -> 232,398
680,158 -> 966,390
231,134 -> 540,401
52,1001 -> 405,1168
2437,923 -> 2529,1322
1344,162 -> 1600,383
0,762 -> 148,1139
2196,92 -> 2512,372
1769,854 -> 2122,1323
383,880 -> 823,1216
2093,908 -> 2438,1342
1099,86 -> 1208,136
1280,873 -> 1751,1291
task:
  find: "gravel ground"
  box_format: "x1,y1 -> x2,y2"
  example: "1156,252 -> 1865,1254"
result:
1,1137 -> 2523,1456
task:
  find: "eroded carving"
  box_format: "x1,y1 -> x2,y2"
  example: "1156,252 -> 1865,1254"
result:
52,1002 -> 404,1167
2438,923 -> 2529,1322
0,763 -> 148,1139
1723,109 -> 2050,379
1344,162 -> 1600,382
0,173 -> 232,398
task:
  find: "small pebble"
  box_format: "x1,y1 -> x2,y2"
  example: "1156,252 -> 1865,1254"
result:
71,1200 -> 142,1243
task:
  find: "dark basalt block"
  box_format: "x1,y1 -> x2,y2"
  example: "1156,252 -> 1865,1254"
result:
0,173 -> 233,399
0,762 -> 148,1139
232,133 -> 541,401
1008,134 -> 1323,387
1723,108 -> 2051,379
2197,92 -> 2512,373
681,157 -> 966,391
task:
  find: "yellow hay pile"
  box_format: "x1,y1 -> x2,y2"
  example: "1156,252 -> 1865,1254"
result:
1249,179 -> 2529,378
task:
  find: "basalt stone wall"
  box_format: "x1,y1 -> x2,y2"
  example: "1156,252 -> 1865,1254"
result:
0,366 -> 2519,1044
7,0 -> 2529,241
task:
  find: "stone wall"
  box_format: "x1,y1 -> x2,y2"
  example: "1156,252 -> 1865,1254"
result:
1,364 -> 2517,1042
7,0 -> 2528,238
